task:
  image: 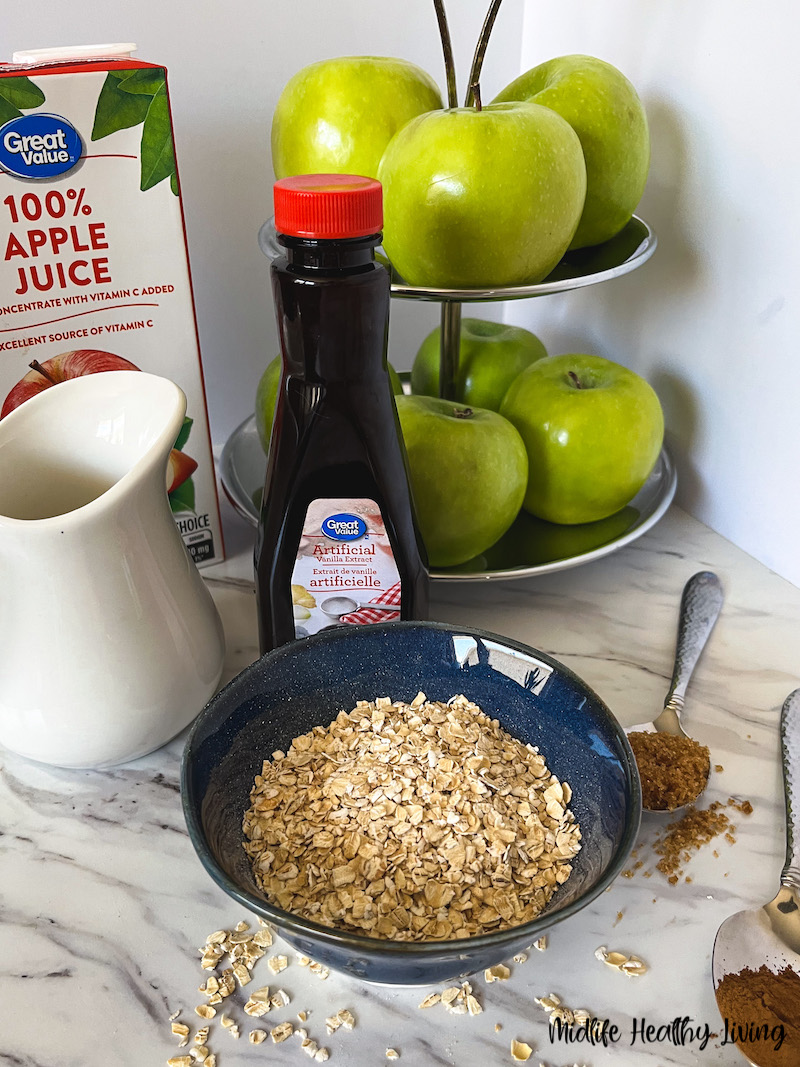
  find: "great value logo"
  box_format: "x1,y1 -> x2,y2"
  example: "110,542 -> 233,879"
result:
0,112 -> 82,179
321,513 -> 367,541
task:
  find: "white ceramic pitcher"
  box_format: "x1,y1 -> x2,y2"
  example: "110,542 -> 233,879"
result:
0,371 -> 225,768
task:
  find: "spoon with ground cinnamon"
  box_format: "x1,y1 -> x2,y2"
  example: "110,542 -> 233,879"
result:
627,571 -> 723,813
711,690 -> 800,1067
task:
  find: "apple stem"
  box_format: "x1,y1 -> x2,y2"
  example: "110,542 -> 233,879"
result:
465,0 -> 504,108
433,0 -> 459,109
453,407 -> 474,419
29,359 -> 58,385
568,370 -> 584,389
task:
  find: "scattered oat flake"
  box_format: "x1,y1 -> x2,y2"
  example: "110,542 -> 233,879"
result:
466,994 -> 483,1016
325,1015 -> 342,1034
271,1021 -> 294,1043
418,992 -> 441,1009
510,1039 -> 533,1061
190,1047 -> 209,1062
301,1038 -> 319,1058
513,953 -> 528,964
194,1005 -> 215,1020
533,936 -> 548,951
244,997 -> 271,1017
298,1010 -> 308,1022
337,1008 -> 356,1029
595,945 -> 647,976
167,1058 -> 193,1067
495,1023 -> 502,1032
485,964 -> 511,982
386,1050 -> 400,1060
268,954 -> 288,974
169,1009 -> 182,1021
250,1028 -> 267,1044
620,955 -> 648,976
220,1014 -> 236,1029
315,1050 -> 330,1063
604,951 -> 628,967
171,1022 -> 190,1040
297,955 -> 311,966
194,1027 -> 209,1045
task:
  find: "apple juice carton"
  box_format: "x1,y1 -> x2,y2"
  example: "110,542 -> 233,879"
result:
0,44 -> 223,566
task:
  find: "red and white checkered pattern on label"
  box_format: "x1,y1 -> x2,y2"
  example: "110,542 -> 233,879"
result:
340,581 -> 401,624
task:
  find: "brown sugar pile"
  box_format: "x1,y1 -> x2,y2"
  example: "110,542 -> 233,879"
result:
715,965 -> 800,1067
652,797 -> 753,884
628,730 -> 710,810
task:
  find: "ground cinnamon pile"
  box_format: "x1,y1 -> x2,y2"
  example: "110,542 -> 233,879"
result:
628,730 -> 710,810
652,797 -> 752,884
715,964 -> 800,1067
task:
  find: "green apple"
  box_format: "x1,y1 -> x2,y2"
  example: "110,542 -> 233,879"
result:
271,56 -> 443,181
395,394 -> 527,567
493,55 -> 649,250
255,356 -> 403,454
254,357 -> 282,454
377,102 -> 586,289
499,353 -> 663,524
411,317 -> 547,410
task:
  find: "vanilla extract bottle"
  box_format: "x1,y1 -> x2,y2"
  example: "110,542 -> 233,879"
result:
255,174 -> 428,652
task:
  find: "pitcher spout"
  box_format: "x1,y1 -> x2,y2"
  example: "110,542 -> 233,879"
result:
0,370 -> 186,524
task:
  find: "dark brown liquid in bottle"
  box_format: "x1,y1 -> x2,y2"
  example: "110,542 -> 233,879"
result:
255,232 -> 428,653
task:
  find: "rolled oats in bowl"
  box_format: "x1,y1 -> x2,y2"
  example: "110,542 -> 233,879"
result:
242,693 -> 582,942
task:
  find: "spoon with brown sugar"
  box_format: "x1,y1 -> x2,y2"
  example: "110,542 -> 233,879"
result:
627,571 -> 723,813
711,690 -> 800,1067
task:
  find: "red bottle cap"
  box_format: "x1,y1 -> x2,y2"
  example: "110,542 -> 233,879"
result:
273,174 -> 383,239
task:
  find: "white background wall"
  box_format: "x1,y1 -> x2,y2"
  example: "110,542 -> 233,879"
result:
511,0 -> 800,587
3,1 -> 798,586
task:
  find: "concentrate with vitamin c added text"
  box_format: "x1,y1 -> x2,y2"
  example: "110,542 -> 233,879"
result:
0,44 -> 222,566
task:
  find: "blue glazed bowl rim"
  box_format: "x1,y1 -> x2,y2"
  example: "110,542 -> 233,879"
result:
181,619 -> 642,958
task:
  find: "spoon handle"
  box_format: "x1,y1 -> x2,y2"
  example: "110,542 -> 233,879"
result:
781,688 -> 800,890
662,571 -> 724,721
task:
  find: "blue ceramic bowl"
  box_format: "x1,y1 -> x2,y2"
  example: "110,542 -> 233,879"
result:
182,621 -> 641,985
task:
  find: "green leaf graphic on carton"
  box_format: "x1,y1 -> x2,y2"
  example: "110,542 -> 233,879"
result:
140,84 -> 176,192
92,72 -> 151,139
116,69 -> 166,96
0,77 -> 46,124
174,416 -> 193,453
170,476 -> 195,514
91,70 -> 178,194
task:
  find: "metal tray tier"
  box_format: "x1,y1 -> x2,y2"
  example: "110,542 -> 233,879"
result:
220,415 -> 676,583
258,215 -> 655,303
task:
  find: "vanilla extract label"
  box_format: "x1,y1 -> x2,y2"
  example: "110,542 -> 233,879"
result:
290,497 -> 402,638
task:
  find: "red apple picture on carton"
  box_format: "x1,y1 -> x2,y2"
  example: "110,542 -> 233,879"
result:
1,349 -> 198,502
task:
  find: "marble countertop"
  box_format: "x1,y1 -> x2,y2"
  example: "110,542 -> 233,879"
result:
2,501 -> 798,1067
